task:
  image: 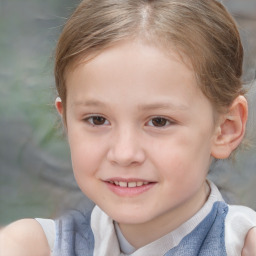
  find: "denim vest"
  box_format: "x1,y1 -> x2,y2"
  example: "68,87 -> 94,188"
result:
53,201 -> 228,256
164,201 -> 227,256
54,208 -> 95,256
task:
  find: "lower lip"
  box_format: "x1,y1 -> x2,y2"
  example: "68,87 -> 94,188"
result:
105,182 -> 155,197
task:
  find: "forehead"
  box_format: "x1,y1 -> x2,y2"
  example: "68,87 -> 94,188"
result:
65,40 -> 212,114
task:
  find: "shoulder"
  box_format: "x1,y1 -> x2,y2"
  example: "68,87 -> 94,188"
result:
242,227 -> 256,256
226,205 -> 256,226
225,205 -> 256,255
0,218 -> 50,256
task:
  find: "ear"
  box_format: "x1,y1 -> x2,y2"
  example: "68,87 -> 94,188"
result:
55,97 -> 68,132
55,97 -> 63,116
211,95 -> 248,159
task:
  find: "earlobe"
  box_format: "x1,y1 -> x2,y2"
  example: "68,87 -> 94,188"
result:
55,97 -> 63,116
211,95 -> 248,159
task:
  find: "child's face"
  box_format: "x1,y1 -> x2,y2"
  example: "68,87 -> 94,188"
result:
63,41 -> 217,225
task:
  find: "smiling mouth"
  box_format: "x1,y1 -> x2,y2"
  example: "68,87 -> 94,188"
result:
105,179 -> 155,196
108,180 -> 150,188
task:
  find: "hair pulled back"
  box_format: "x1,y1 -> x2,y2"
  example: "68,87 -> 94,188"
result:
55,0 -> 244,121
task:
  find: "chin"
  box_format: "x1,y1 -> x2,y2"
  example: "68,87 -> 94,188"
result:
106,208 -> 153,225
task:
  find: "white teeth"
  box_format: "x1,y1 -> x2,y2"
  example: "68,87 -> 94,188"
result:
119,181 -> 128,187
136,181 -> 143,187
128,182 -> 136,188
110,181 -> 150,187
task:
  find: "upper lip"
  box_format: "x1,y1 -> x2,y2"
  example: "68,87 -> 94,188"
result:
104,177 -> 154,183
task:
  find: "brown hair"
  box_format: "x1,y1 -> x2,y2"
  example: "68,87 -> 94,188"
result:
55,0 -> 244,122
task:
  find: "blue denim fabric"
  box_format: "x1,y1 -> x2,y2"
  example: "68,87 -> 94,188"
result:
164,201 -> 228,256
54,201 -> 228,256
54,208 -> 95,256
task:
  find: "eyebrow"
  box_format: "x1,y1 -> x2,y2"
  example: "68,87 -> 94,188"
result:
137,102 -> 189,111
73,99 -> 188,112
72,99 -> 108,108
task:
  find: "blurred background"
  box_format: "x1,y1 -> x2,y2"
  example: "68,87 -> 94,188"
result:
0,0 -> 256,225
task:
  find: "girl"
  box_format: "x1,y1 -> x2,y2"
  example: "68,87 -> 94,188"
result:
1,0 -> 256,255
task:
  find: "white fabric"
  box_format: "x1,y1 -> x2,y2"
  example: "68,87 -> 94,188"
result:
91,207 -> 121,256
35,218 -> 55,256
35,181 -> 256,256
225,205 -> 256,256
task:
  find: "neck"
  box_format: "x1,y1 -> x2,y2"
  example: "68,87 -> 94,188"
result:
118,181 -> 210,249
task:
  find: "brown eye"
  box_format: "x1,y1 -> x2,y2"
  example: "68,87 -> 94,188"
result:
152,117 -> 168,127
86,116 -> 109,126
92,116 -> 106,125
147,117 -> 173,127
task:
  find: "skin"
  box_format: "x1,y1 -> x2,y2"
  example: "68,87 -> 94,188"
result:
242,228 -> 256,256
59,40 -> 251,248
0,40 -> 254,254
0,219 -> 50,256
63,41 -> 215,247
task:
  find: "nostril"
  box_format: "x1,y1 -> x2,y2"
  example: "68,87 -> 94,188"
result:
107,149 -> 145,167
106,132 -> 146,166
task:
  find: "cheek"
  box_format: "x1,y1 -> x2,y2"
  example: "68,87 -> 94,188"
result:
68,138 -> 104,199
68,132 -> 104,177
150,132 -> 211,178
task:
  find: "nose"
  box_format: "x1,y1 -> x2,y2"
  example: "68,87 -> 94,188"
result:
107,127 -> 146,167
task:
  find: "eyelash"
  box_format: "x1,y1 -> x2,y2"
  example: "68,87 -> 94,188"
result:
83,115 -> 175,128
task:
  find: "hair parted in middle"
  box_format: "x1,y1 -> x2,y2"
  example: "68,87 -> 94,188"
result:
55,0 -> 244,121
